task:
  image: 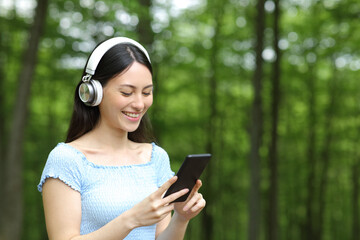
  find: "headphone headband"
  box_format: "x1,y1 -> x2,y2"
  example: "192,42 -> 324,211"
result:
85,37 -> 151,76
79,37 -> 150,107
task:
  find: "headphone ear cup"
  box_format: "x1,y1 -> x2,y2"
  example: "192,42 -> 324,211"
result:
91,80 -> 103,106
78,80 -> 103,106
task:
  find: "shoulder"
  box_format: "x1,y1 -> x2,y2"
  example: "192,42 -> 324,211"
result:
48,142 -> 80,158
49,142 -> 73,155
151,142 -> 169,161
38,143 -> 85,193
150,143 -> 174,187
46,143 -> 84,167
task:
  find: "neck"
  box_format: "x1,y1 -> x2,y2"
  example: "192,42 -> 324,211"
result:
83,123 -> 131,151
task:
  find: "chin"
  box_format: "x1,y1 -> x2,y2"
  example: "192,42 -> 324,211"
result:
124,124 -> 141,133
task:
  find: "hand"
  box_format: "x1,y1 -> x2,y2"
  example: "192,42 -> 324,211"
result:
127,176 -> 189,228
173,180 -> 206,222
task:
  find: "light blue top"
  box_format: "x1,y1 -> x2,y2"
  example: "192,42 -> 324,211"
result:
38,142 -> 174,239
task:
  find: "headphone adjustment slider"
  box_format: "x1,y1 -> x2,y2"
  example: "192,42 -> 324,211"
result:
82,74 -> 92,82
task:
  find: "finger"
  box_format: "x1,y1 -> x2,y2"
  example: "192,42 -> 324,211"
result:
190,198 -> 206,212
150,204 -> 174,223
156,176 -> 178,196
158,203 -> 175,216
162,188 -> 189,204
187,179 -> 203,199
183,193 -> 202,212
192,180 -> 202,193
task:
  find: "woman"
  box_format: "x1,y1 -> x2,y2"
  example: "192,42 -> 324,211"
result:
38,37 -> 206,239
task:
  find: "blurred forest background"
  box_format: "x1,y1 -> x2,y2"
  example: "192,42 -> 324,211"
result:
0,0 -> 359,239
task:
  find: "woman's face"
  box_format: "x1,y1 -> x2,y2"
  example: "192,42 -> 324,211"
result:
98,62 -> 153,133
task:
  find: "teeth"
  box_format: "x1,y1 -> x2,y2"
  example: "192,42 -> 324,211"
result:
124,112 -> 140,118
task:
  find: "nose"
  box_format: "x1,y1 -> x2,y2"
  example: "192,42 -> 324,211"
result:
131,94 -> 145,111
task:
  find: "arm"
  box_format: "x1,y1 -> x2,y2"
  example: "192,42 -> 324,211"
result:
156,180 -> 206,240
42,176 -> 188,240
155,213 -> 189,240
42,178 -> 133,240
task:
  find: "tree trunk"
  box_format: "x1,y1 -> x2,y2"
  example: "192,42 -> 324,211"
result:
266,0 -> 281,239
135,0 -> 160,141
304,65 -> 317,240
202,2 -> 224,239
136,0 -> 155,49
0,16 -> 6,239
0,0 -> 48,239
303,3 -> 324,239
352,161 -> 359,240
0,35 -> 4,161
248,0 -> 265,239
316,72 -> 337,240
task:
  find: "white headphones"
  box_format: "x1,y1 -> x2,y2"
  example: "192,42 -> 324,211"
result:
78,37 -> 151,106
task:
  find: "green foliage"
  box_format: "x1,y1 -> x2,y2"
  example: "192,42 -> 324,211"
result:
1,0 -> 359,239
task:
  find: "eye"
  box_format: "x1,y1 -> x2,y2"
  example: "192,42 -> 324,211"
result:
143,87 -> 153,96
143,91 -> 152,96
121,92 -> 132,96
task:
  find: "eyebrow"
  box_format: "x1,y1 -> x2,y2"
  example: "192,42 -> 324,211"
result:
119,84 -> 153,89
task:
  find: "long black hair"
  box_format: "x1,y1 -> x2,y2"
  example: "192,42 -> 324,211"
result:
65,42 -> 156,143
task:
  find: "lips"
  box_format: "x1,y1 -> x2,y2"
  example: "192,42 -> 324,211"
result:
122,111 -> 141,121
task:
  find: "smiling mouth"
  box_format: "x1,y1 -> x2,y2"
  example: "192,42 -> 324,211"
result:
123,111 -> 141,119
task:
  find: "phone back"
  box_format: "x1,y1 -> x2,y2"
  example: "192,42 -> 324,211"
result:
165,153 -> 211,202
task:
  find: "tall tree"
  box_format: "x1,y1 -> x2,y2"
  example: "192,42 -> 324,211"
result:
136,0 -> 155,48
201,0 -> 225,239
135,0 -> 159,141
0,15 -> 6,238
0,0 -> 48,239
316,66 -> 338,240
248,0 -> 266,239
352,160 -> 359,240
304,63 -> 317,240
266,0 -> 281,239
303,3 -> 322,239
0,10 -> 7,211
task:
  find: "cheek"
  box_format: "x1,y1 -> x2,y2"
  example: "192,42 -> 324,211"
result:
145,96 -> 153,109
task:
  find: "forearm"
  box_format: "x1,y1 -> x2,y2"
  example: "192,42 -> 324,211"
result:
156,212 -> 189,240
69,210 -> 135,240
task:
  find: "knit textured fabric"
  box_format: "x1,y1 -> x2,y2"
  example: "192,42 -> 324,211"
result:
38,142 -> 174,239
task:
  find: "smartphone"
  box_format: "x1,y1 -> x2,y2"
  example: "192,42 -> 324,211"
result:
163,153 -> 211,202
